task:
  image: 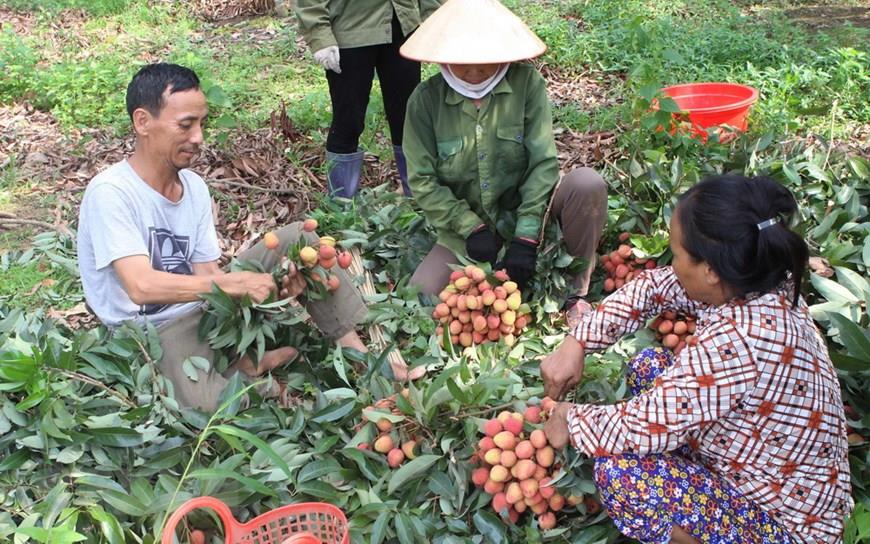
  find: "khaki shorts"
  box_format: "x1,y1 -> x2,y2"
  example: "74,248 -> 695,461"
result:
156,222 -> 367,411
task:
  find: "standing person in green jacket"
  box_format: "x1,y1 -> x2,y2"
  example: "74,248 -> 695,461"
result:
400,0 -> 608,318
293,0 -> 441,198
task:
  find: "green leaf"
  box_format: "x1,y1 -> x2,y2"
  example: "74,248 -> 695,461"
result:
295,480 -> 339,501
848,156 -> 869,180
805,163 -> 831,183
781,161 -> 801,184
445,378 -> 468,404
828,314 -> 870,361
181,358 -> 199,382
56,446 -> 84,464
370,510 -> 390,544
387,454 -> 441,495
362,408 -> 405,424
658,97 -> 682,113
311,398 -> 356,423
212,424 -> 293,480
297,458 -> 342,483
88,506 -> 125,544
213,113 -> 237,129
835,267 -> 870,300
189,468 -> 276,497
395,514 -> 416,544
205,85 -> 231,108
662,48 -> 685,64
340,448 -> 381,482
332,348 -> 350,386
76,474 -> 132,494
638,83 -> 659,101
41,482 -> 71,528
831,351 -> 870,371
87,427 -> 143,448
427,471 -> 456,498
100,490 -> 148,517
811,274 -> 860,304
0,450 -> 28,472
16,527 -> 86,544
188,356 -> 210,373
216,372 -> 246,418
472,510 -> 507,544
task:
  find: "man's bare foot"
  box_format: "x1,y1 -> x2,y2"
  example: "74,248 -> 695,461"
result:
390,359 -> 426,381
336,330 -> 368,353
233,346 -> 298,377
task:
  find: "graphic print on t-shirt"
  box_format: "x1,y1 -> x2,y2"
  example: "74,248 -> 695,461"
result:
142,227 -> 193,315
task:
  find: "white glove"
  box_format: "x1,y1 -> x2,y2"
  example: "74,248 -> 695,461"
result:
313,46 -> 341,74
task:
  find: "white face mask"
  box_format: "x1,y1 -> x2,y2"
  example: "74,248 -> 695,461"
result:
440,64 -> 510,99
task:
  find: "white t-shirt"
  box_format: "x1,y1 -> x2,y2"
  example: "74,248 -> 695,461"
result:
77,160 -> 221,327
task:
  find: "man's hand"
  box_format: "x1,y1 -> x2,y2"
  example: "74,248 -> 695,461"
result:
313,46 -> 341,74
220,271 -> 276,303
278,260 -> 306,299
541,335 -> 585,400
544,402 -> 573,450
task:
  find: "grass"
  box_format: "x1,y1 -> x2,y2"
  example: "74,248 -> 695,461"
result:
508,0 -> 868,137
0,262 -> 51,304
1,0 -> 131,16
2,0 -> 865,137
0,259 -> 80,310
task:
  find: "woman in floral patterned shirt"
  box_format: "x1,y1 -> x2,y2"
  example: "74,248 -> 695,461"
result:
542,174 -> 852,544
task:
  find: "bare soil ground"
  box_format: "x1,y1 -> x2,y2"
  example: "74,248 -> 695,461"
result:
783,3 -> 870,29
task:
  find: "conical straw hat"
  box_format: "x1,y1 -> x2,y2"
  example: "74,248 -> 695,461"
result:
400,0 -> 546,64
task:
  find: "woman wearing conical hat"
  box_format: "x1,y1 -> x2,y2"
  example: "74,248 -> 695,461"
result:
401,0 -> 607,319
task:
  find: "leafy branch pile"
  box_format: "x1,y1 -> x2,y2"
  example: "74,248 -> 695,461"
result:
2,129 -> 864,541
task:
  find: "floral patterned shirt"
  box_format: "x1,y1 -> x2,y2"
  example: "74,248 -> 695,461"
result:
568,266 -> 852,543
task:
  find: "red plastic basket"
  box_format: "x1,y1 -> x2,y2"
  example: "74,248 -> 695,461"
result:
161,497 -> 349,544
658,82 -> 759,142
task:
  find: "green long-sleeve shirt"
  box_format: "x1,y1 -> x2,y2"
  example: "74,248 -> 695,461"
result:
403,63 -> 560,255
293,0 -> 441,52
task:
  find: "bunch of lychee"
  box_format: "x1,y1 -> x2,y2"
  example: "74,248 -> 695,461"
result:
433,266 -> 531,348
469,398 -> 577,530
601,232 -> 657,292
265,218 -> 354,293
358,390 -> 419,469
650,310 -> 697,355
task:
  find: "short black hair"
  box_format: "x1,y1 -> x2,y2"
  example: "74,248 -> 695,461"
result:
125,63 -> 200,120
676,174 -> 808,307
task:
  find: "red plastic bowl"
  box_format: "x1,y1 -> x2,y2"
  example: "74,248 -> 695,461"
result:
660,82 -> 759,141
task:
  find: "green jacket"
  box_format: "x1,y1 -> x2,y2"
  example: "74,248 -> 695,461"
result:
293,0 -> 441,52
403,63 -> 560,255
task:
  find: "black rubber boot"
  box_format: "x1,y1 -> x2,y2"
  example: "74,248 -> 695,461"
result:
393,145 -> 411,197
326,149 -> 364,198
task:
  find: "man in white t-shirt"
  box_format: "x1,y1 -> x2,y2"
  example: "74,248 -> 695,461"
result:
78,64 -> 414,411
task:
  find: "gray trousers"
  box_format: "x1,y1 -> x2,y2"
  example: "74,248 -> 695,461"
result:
156,222 -> 367,411
410,167 -> 608,296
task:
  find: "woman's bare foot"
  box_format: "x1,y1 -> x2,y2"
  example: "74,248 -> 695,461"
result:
564,297 -> 593,330
233,346 -> 298,377
671,527 -> 700,544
